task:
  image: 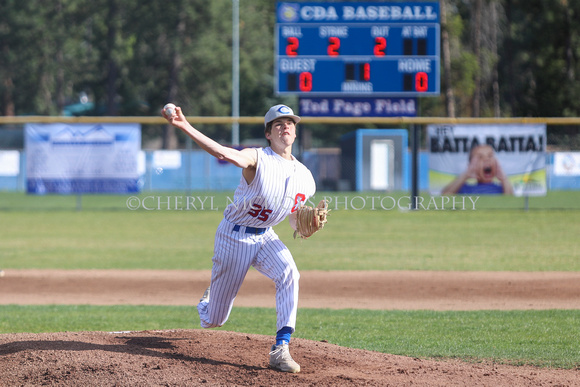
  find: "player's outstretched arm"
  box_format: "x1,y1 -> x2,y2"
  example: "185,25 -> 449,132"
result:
162,105 -> 256,169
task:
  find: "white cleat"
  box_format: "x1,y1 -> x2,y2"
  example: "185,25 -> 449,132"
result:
269,344 -> 301,373
200,286 -> 210,303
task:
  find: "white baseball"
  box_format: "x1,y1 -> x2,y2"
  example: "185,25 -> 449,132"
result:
163,103 -> 176,117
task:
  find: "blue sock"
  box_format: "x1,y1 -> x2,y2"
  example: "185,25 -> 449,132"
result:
276,326 -> 293,346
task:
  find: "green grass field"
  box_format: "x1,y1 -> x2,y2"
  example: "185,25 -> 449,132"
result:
1,191 -> 579,368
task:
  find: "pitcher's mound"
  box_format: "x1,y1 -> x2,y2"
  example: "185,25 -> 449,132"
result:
0,329 -> 577,386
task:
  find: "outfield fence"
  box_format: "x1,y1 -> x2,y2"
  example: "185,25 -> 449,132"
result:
0,116 -> 578,211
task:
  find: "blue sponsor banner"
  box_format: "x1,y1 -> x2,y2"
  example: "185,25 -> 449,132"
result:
25,123 -> 141,194
299,97 -> 417,117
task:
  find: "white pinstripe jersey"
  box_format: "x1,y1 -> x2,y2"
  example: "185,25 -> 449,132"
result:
223,147 -> 316,228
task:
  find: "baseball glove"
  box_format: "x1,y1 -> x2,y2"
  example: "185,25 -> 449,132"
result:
293,199 -> 329,239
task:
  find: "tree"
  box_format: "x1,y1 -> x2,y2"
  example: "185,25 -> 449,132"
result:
1,0 -> 580,151
472,0 -> 482,117
440,0 -> 456,117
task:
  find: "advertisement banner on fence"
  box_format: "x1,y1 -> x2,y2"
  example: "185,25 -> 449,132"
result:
25,123 -> 141,194
553,152 -> 580,176
428,124 -> 547,196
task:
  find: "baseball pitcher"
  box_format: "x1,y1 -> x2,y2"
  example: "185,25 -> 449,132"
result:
163,104 -> 328,373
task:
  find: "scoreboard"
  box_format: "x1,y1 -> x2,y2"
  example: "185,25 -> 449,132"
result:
275,2 -> 440,97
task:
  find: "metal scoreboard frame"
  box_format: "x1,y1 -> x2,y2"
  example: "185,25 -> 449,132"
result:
275,2 -> 440,97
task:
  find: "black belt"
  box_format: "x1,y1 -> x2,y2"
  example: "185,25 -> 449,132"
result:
232,224 -> 268,235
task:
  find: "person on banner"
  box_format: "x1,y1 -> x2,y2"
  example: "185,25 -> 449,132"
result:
442,144 -> 514,195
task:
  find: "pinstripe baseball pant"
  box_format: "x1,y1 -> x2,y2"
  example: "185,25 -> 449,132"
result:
197,218 -> 300,333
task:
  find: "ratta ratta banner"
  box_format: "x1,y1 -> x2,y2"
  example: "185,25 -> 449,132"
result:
427,124 -> 546,197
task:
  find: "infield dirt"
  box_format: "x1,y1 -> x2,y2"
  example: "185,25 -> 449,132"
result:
1,269 -> 579,386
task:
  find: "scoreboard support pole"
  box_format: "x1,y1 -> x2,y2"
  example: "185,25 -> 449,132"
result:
411,97 -> 422,210
411,123 -> 420,210
231,0 -> 240,146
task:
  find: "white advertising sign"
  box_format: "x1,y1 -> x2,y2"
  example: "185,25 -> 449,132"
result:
25,123 -> 141,194
553,152 -> 580,176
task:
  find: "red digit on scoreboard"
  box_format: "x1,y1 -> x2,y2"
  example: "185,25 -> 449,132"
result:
328,37 -> 340,56
299,72 -> 312,92
363,63 -> 371,81
286,37 -> 299,56
374,37 -> 387,56
415,72 -> 428,92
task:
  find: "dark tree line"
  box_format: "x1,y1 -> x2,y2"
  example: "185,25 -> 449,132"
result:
1,0 -> 579,148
